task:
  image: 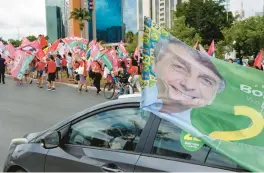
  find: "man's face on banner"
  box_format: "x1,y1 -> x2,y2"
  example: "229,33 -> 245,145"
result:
153,43 -> 223,113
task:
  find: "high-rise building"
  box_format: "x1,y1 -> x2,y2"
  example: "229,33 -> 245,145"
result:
123,0 -> 137,34
45,0 -> 69,42
87,0 -> 123,43
256,12 -> 264,16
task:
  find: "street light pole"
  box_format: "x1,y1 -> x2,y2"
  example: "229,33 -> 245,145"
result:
92,2 -> 96,41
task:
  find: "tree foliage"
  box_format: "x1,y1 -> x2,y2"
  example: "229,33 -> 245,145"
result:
70,8 -> 91,32
126,33 -> 138,54
8,39 -> 21,47
175,0 -> 234,45
125,31 -> 134,44
170,16 -> 201,46
26,35 -> 38,42
221,16 -> 264,59
0,37 -> 7,44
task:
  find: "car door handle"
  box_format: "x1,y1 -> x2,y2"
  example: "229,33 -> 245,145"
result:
101,166 -> 123,172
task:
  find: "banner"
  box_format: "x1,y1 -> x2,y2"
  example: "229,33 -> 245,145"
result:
11,50 -> 34,80
141,17 -> 264,172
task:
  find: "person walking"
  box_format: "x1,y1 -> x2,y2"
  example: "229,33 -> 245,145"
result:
55,54 -> 62,80
78,57 -> 88,92
47,55 -> 57,91
36,59 -> 46,88
0,54 -> 6,84
92,60 -> 102,95
66,52 -> 73,79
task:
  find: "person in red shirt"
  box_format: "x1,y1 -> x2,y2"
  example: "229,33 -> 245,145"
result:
128,58 -> 141,92
36,59 -> 46,88
47,55 -> 56,91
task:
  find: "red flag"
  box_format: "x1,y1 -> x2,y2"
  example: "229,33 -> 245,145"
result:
48,39 -> 60,53
254,49 -> 263,69
21,37 -> 30,47
207,40 -> 215,57
39,35 -> 48,49
36,49 -> 45,60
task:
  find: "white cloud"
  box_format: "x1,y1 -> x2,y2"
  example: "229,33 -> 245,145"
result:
0,0 -> 46,41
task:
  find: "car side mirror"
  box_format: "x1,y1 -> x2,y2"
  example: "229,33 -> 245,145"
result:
41,131 -> 61,149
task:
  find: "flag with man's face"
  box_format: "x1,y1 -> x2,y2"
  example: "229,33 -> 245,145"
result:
141,17 -> 264,172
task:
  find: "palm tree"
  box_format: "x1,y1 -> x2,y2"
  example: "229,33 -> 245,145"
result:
69,8 -> 92,38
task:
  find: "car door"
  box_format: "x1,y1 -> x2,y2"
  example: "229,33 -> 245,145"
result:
134,116 -> 233,172
44,104 -> 153,172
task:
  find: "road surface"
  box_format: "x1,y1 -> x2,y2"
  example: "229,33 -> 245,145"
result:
0,78 -> 107,169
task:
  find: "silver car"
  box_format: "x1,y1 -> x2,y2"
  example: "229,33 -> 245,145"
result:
3,96 -> 248,172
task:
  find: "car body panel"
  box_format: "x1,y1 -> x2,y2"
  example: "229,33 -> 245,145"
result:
4,143 -> 48,172
134,155 -> 233,172
45,145 -> 140,172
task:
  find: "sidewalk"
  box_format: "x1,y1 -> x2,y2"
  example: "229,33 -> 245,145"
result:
5,74 -> 104,91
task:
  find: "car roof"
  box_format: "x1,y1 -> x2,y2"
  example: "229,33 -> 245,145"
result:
50,96 -> 141,130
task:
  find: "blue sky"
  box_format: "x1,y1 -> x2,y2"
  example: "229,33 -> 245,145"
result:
123,0 -> 137,33
96,0 -> 122,30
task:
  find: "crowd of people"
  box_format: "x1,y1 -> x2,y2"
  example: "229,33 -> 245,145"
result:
0,51 -> 143,96
227,58 -> 264,70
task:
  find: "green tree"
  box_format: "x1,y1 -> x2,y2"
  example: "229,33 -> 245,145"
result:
69,8 -> 92,38
0,37 -> 7,44
26,35 -> 38,42
8,39 -> 21,47
126,33 -> 138,54
125,31 -> 134,44
170,16 -> 201,46
175,0 -> 234,45
221,16 -> 264,62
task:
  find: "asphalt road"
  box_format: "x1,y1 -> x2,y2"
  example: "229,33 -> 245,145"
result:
0,78 -> 107,169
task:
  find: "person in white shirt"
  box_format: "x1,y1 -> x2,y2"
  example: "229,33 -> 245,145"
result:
66,52 -> 73,78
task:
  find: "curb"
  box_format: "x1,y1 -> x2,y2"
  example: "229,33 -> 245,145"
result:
5,74 -> 104,91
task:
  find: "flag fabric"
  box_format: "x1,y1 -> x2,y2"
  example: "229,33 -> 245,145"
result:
253,49 -> 263,69
106,48 -> 118,72
39,35 -> 48,49
199,44 -> 207,54
0,41 -> 5,52
20,37 -> 31,47
100,52 -> 113,72
141,17 -> 264,172
3,43 -> 16,59
19,40 -> 41,52
48,39 -> 60,53
11,50 -> 34,80
207,40 -> 215,57
90,42 -> 102,60
118,40 -> 128,57
36,49 -> 46,60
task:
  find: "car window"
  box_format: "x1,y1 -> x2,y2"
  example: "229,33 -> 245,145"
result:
205,149 -> 247,171
151,119 -> 210,163
67,108 -> 150,152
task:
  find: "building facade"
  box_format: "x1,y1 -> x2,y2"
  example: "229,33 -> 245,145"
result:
45,0 -> 69,43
